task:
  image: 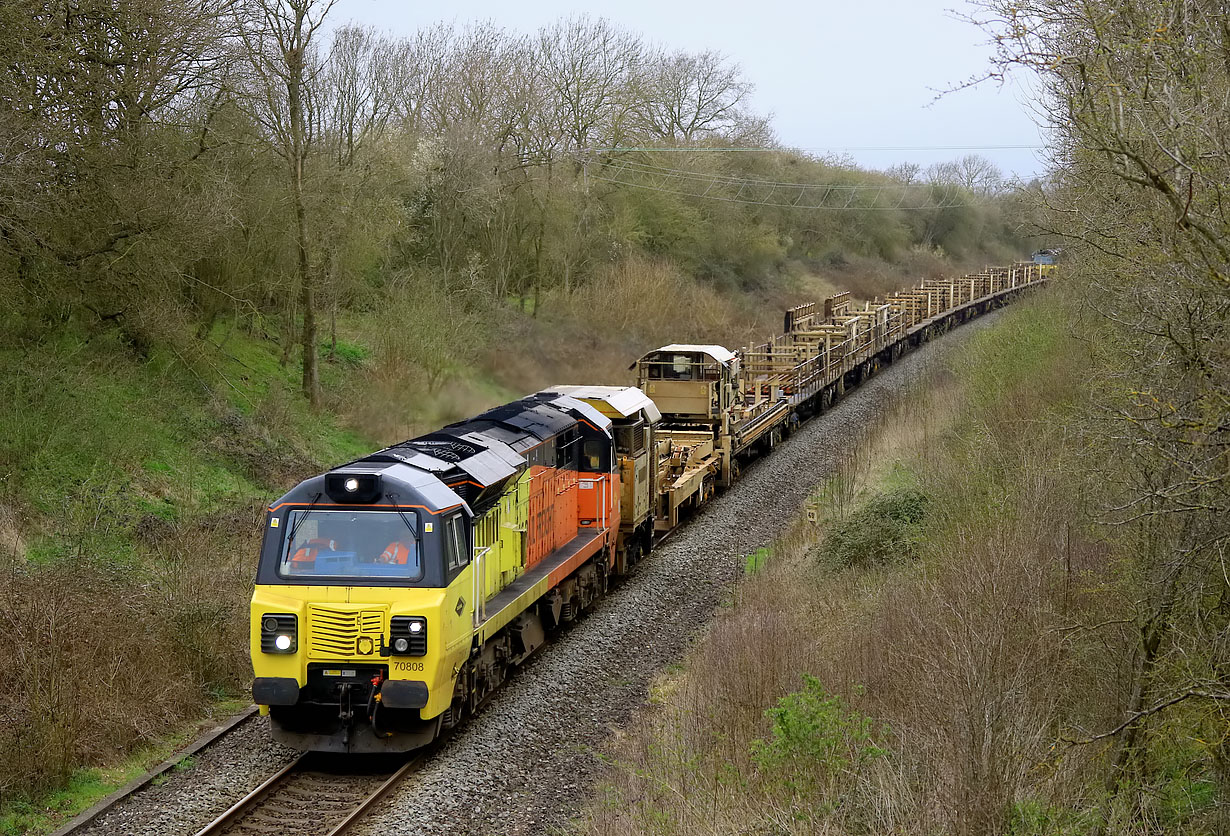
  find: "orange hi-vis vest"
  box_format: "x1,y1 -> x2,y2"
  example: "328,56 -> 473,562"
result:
379,542 -> 410,565
291,537 -> 336,567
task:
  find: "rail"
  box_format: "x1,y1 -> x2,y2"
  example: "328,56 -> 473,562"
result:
48,706 -> 259,836
193,751 -> 424,836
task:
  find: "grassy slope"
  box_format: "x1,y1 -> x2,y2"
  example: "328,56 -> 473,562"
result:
0,322 -> 376,833
1,324 -> 370,558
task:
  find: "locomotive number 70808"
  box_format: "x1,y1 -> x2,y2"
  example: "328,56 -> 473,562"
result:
393,660 -> 425,672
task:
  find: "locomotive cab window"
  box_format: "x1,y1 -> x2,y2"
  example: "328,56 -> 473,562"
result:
278,509 -> 421,581
443,513 -> 469,578
581,437 -> 610,472
557,428 -> 580,469
669,354 -> 694,380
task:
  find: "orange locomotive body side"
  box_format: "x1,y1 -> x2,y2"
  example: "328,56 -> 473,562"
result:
526,464 -> 550,567
526,464 -> 573,568
552,466 -> 579,545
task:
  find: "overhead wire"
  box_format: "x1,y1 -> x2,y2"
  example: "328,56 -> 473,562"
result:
570,143 -> 1044,209
603,157 -> 919,191
589,170 -> 974,211
591,153 -> 978,211
577,144 -> 1045,154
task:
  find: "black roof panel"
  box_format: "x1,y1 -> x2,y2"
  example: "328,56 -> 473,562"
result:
474,401 -> 573,439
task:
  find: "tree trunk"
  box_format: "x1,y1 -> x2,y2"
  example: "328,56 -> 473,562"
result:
1093,573 -> 1179,835
296,189 -> 318,407
286,16 -> 319,409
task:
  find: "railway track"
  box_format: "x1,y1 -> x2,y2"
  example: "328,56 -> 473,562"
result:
193,752 -> 421,836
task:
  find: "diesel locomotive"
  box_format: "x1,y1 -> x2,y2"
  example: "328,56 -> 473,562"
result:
250,262 -> 1052,752
250,386 -> 660,752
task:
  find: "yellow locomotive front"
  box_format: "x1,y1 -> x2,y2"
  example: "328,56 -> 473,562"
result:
251,467 -> 478,753
251,390 -> 628,754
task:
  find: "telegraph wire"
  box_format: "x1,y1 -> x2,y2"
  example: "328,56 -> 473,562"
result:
577,143 -> 1045,154
589,169 -> 977,211
604,158 -> 937,191
574,143 -> 1033,211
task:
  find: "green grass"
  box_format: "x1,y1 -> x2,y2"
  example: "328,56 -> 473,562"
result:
744,547 -> 770,573
0,729 -> 193,836
320,338 -> 370,367
950,295 -> 1068,414
1008,798 -> 1099,836
0,318 -> 378,564
0,696 -> 252,836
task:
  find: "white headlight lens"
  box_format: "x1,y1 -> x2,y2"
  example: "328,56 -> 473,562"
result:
274,634 -> 292,651
393,637 -> 410,653
344,477 -> 359,492
408,621 -> 423,634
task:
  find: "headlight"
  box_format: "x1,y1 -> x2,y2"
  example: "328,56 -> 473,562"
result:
260,613 -> 297,654
390,616 -> 427,656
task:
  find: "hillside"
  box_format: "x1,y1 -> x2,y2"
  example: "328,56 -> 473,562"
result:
0,244 -> 1031,826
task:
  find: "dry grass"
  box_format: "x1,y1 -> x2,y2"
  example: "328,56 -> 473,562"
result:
0,508 -> 256,806
487,256 -> 773,395
341,256 -> 779,444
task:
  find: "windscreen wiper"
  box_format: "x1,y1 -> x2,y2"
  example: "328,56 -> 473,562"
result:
384,494 -> 419,538
284,491 -> 322,549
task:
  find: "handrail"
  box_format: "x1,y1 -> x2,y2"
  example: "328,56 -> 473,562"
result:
472,544 -> 493,628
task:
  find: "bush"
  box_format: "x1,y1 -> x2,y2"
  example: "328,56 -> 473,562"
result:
813,486 -> 928,569
750,675 -> 887,800
0,511 -> 255,809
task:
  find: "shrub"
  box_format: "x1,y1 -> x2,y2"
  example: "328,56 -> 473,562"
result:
751,675 -> 886,790
813,486 -> 928,569
0,511 -> 255,809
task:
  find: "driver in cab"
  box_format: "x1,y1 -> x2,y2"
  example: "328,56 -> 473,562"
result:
375,541 -> 411,564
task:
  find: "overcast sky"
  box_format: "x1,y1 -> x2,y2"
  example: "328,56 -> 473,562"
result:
332,0 -> 1048,179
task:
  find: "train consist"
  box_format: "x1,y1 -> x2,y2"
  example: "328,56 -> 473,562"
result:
249,262 -> 1051,752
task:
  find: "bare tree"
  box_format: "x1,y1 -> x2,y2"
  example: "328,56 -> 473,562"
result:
887,161 -> 923,185
422,22 -> 532,154
385,24 -> 452,136
954,154 -> 1004,195
536,16 -> 642,153
234,0 -> 336,407
975,0 -> 1230,820
636,48 -> 756,143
